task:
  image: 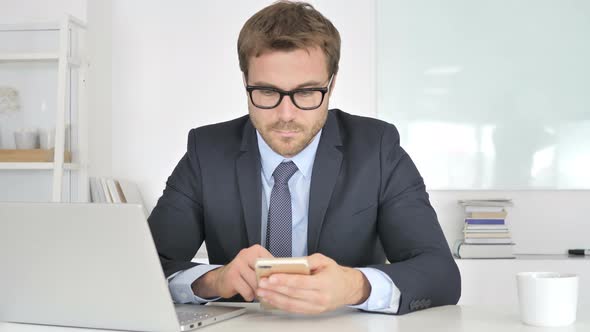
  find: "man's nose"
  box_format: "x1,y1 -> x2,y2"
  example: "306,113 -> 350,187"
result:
275,95 -> 298,122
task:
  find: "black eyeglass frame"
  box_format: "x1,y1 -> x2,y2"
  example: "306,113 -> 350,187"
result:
245,75 -> 334,111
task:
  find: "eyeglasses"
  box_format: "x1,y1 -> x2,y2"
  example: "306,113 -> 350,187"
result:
246,75 -> 334,110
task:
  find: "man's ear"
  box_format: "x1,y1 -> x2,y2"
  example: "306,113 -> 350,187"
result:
242,73 -> 250,99
328,73 -> 337,96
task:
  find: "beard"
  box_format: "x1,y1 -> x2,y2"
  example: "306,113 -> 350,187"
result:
257,117 -> 325,157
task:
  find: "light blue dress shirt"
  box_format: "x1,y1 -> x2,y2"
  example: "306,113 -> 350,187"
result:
168,129 -> 401,313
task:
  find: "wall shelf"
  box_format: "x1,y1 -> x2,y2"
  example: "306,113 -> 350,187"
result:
0,149 -> 71,163
0,162 -> 79,170
455,254 -> 590,261
0,22 -> 59,31
456,253 -> 590,308
0,52 -> 59,62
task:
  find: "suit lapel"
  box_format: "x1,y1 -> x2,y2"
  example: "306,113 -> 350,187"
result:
236,120 -> 262,247
308,111 -> 343,254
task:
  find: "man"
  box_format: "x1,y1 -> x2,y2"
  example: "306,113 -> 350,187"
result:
148,1 -> 460,315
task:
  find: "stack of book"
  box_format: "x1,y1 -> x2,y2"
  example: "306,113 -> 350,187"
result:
89,177 -> 144,205
454,199 -> 515,259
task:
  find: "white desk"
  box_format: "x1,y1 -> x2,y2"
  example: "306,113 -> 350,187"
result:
1,303 -> 588,332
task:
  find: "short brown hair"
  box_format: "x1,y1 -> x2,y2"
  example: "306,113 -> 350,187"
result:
238,1 -> 341,79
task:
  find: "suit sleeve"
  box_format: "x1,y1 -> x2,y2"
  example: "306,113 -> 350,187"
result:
368,123 -> 461,315
147,129 -> 205,277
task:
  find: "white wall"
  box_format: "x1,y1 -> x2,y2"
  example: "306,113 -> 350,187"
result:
106,0 -> 376,210
98,1 -> 590,255
0,0 -> 85,23
86,0 -> 112,179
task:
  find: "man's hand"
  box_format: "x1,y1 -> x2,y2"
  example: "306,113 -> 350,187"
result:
192,244 -> 273,301
256,253 -> 371,314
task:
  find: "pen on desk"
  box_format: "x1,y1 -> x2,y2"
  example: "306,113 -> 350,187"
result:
567,249 -> 590,256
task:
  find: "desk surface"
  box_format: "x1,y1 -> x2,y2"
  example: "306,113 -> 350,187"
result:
0,303 -> 588,332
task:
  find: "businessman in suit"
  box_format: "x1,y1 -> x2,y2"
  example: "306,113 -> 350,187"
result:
148,1 -> 460,315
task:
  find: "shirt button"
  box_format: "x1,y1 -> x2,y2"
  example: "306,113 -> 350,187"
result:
181,292 -> 188,299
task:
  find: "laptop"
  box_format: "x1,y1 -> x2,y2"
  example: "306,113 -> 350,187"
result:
0,203 -> 246,331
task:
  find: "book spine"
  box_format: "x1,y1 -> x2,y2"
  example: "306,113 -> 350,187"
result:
465,218 -> 505,225
107,179 -> 122,203
464,233 -> 511,238
464,229 -> 509,233
118,180 -> 147,217
453,240 -> 464,258
468,211 -> 508,219
464,206 -> 505,213
100,178 -> 113,203
459,243 -> 515,247
464,238 -> 513,244
465,224 -> 508,229
115,180 -> 127,203
98,179 -> 107,203
89,177 -> 98,203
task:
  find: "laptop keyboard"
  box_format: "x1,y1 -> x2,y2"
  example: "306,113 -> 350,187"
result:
177,311 -> 211,325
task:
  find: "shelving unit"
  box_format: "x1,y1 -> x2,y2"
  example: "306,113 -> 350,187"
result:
0,16 -> 88,202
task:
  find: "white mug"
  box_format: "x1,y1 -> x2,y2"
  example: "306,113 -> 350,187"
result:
14,128 -> 39,149
39,127 -> 55,150
516,272 -> 578,327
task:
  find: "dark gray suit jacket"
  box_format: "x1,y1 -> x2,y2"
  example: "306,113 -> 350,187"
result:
148,109 -> 461,314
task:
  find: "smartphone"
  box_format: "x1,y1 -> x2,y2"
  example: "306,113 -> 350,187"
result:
255,257 -> 310,310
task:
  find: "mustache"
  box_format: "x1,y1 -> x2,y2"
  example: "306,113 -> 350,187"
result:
269,121 -> 303,132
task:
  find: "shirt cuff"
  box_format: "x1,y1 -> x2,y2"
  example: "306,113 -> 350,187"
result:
348,267 -> 400,314
168,264 -> 223,304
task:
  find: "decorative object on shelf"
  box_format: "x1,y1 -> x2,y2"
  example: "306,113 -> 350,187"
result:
39,127 -> 55,149
14,128 -> 39,149
0,86 -> 20,114
0,86 -> 21,148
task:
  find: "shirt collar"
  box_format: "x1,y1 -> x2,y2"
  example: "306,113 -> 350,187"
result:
257,129 -> 322,182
